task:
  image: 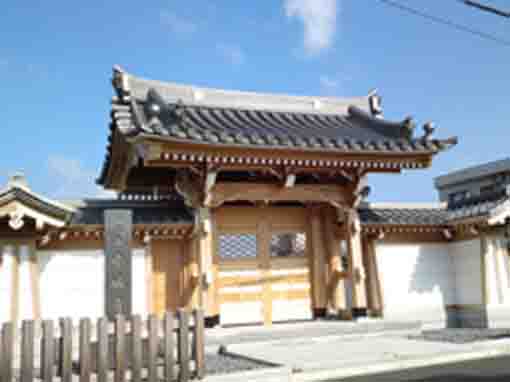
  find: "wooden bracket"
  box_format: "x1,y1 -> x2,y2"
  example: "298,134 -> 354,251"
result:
203,169 -> 218,206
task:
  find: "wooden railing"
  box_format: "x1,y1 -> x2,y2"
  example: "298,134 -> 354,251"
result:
0,309 -> 205,382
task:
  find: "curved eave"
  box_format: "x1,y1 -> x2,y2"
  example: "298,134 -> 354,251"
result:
134,132 -> 457,158
0,187 -> 75,229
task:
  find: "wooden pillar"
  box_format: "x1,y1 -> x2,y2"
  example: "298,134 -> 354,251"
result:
11,246 -> 20,325
257,208 -> 272,326
144,238 -> 153,315
307,205 -> 328,317
29,243 -> 41,320
321,207 -> 347,314
188,237 -> 201,310
345,209 -> 367,316
197,208 -> 219,319
362,237 -> 383,316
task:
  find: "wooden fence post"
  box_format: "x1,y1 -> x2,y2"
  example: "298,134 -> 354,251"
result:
114,315 -> 126,382
193,310 -> 205,379
164,312 -> 175,382
1,323 -> 13,382
79,318 -> 91,382
59,318 -> 73,382
178,309 -> 190,382
147,315 -> 158,382
41,320 -> 54,382
21,320 -> 34,382
130,316 -> 142,382
97,317 -> 108,382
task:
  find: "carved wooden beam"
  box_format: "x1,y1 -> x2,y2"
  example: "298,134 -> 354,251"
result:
175,169 -> 203,207
207,182 -> 349,208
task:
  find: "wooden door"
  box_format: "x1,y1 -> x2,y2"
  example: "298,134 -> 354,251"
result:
152,240 -> 185,315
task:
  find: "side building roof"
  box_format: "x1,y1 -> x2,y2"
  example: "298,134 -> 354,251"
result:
435,157 -> 510,189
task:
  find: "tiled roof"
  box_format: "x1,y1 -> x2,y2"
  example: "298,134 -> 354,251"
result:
68,199 -> 193,226
446,186 -> 510,223
98,67 -> 457,185
359,205 -> 449,226
435,157 -> 510,189
360,187 -> 510,228
0,179 -> 75,222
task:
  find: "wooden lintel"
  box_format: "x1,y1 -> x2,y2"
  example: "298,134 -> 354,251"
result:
207,182 -> 348,207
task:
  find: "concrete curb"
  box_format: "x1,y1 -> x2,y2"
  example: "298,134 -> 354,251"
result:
292,344 -> 510,381
206,328 -> 421,350
203,366 -> 293,382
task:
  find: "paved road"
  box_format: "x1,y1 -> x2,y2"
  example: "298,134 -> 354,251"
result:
337,355 -> 510,381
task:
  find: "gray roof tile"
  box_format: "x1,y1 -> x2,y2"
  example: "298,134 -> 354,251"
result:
69,199 -> 193,226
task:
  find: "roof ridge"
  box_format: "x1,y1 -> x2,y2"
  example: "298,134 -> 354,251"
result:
112,65 -> 371,116
365,202 -> 447,209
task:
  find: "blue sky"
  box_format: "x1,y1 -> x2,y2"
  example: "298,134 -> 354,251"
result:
1,0 -> 509,202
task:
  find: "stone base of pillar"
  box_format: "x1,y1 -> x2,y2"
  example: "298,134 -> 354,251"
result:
368,309 -> 383,318
205,314 -> 220,328
352,308 -> 368,319
313,308 -> 327,319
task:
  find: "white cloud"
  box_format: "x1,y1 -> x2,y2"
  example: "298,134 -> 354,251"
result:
216,43 -> 245,66
284,0 -> 338,55
160,11 -> 198,36
47,156 -> 115,199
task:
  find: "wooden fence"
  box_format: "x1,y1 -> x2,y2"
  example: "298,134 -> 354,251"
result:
0,309 -> 205,382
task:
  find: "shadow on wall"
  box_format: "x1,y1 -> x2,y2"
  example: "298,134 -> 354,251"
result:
408,245 -> 453,325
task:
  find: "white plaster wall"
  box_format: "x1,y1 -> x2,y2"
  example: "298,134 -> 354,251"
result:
39,248 -> 148,321
38,249 -> 105,321
0,245 -> 14,323
375,242 -> 454,328
484,234 -> 510,327
448,239 -> 483,305
132,247 -> 148,317
18,245 -> 35,321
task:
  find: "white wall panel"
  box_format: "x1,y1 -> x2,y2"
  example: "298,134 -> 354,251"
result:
132,248 -> 148,316
0,245 -> 14,323
375,242 -> 453,327
272,299 -> 312,322
18,245 -> 34,321
220,302 -> 263,325
449,239 -> 482,305
39,249 -> 104,320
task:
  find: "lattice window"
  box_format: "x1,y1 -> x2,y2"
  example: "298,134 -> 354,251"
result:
218,234 -> 257,260
270,233 -> 306,257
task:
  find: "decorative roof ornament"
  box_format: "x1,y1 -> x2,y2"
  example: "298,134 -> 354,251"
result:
422,122 -> 436,140
7,172 -> 29,190
403,116 -> 415,137
8,211 -> 24,230
368,89 -> 383,118
112,65 -> 131,102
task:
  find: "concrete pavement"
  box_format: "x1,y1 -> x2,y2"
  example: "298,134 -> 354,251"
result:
205,324 -> 510,381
